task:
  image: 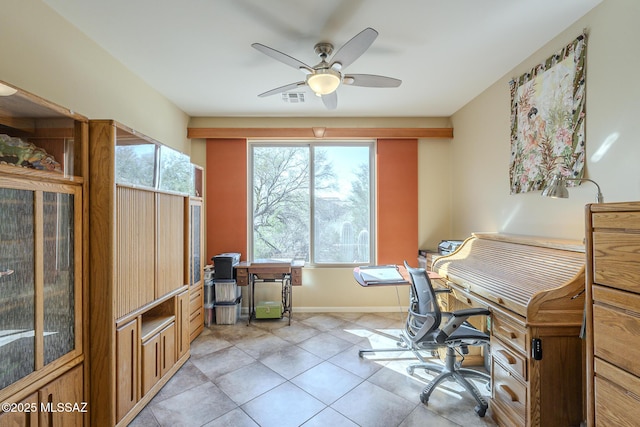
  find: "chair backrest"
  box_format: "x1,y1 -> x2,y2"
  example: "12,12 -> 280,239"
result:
404,260 -> 441,336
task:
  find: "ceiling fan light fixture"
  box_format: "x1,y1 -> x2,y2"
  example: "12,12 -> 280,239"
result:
307,69 -> 341,95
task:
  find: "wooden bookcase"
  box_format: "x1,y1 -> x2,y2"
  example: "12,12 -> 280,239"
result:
88,120 -> 192,426
0,81 -> 88,426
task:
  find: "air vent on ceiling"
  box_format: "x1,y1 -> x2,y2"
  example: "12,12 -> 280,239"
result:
282,92 -> 305,103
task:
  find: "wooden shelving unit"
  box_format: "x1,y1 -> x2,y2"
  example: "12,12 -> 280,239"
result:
88,120 -> 192,427
0,80 -> 88,426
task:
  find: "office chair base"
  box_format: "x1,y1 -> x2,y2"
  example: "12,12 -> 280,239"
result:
358,338 -> 409,357
415,347 -> 490,417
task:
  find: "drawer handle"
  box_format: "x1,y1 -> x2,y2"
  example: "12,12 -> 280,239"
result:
496,349 -> 516,365
498,327 -> 517,340
499,384 -> 519,402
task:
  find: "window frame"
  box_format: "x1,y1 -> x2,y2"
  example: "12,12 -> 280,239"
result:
248,140 -> 376,267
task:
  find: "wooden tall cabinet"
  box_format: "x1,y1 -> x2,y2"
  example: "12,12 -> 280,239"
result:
88,120 -> 191,426
0,81 -> 88,426
187,195 -> 205,342
585,201 -> 640,426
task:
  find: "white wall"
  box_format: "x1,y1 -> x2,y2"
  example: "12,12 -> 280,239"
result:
450,0 -> 640,241
0,0 -> 190,152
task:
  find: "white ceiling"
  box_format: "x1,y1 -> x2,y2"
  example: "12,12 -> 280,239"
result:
44,0 -> 601,118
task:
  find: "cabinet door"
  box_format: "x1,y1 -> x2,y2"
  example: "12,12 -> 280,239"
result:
156,194 -> 184,298
0,187 -> 36,390
176,291 -> 190,359
160,323 -> 176,377
38,364 -> 84,427
0,393 -> 38,427
188,200 -> 203,288
116,319 -> 138,422
0,183 -> 82,392
141,334 -> 161,396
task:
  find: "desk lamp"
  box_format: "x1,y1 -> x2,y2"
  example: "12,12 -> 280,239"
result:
541,173 -> 604,203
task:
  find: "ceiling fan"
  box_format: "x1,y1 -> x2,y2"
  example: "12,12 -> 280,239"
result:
252,27 -> 401,110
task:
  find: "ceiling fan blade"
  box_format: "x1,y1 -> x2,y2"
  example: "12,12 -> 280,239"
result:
258,81 -> 306,97
252,43 -> 313,73
343,74 -> 402,88
330,27 -> 378,70
322,91 -> 337,110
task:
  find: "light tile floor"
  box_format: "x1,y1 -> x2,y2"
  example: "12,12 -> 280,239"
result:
130,312 -> 498,427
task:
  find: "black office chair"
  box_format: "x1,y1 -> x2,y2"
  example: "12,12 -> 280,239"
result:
404,261 -> 491,416
359,261 -> 491,417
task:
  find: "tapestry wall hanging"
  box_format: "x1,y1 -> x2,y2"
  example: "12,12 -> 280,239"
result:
509,32 -> 587,194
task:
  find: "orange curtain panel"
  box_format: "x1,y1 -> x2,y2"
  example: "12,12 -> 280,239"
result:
206,138 -> 247,261
376,139 -> 418,265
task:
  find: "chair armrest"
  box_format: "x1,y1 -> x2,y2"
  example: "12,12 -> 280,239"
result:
435,307 -> 490,344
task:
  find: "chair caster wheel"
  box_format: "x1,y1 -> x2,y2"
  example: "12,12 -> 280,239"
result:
419,392 -> 429,404
474,405 -> 487,417
406,366 -> 414,375
358,351 -> 364,358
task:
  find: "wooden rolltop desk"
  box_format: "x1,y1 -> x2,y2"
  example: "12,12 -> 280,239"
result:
431,233 -> 586,427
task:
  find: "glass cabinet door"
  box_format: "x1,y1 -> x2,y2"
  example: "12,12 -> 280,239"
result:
0,180 -> 81,391
43,191 -> 76,365
0,188 -> 36,389
189,201 -> 202,286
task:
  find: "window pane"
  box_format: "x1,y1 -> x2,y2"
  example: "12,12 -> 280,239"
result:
158,146 -> 191,194
314,146 -> 371,263
115,143 -> 157,188
252,146 -> 310,261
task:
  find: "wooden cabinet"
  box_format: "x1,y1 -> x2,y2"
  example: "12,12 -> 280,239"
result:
176,290 -> 190,358
89,120 -> 191,426
490,313 -> 528,426
38,365 -> 84,427
141,321 -> 175,395
0,365 -> 84,427
0,393 -> 38,427
116,320 -> 138,422
586,202 -> 640,426
186,197 -> 204,341
0,81 -> 87,426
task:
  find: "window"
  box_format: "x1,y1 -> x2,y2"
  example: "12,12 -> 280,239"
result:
250,141 -> 374,265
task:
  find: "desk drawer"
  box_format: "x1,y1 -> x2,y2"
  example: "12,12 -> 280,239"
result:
593,231 -> 640,293
594,358 -> 640,427
491,338 -> 527,382
593,286 -> 640,378
291,267 -> 302,286
492,358 -> 527,426
492,313 -> 527,355
235,268 -> 248,286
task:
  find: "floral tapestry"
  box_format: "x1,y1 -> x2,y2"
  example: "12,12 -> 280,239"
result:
509,33 -> 587,194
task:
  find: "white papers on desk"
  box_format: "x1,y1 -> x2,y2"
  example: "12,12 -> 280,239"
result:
358,265 -> 405,285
